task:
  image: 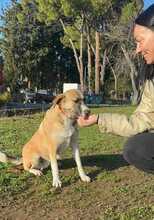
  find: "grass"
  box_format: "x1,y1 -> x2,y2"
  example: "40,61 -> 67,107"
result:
0,106 -> 153,220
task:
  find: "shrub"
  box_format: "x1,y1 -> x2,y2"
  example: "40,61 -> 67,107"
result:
0,91 -> 11,106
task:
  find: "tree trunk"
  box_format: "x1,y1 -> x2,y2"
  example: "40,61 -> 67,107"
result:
106,56 -> 118,99
59,18 -> 84,92
100,49 -> 107,91
79,32 -> 84,92
95,31 -> 100,94
121,45 -> 139,104
87,30 -> 92,93
28,80 -> 31,89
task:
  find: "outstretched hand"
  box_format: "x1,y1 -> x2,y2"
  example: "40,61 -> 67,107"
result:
77,114 -> 98,127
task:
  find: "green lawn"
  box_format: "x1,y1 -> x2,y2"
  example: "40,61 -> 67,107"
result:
0,106 -> 153,220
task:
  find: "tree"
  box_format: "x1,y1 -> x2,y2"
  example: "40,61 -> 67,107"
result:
1,0 -> 144,101
0,0 -> 79,92
100,0 -> 144,102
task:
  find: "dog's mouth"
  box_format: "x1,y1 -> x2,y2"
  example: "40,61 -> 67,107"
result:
70,112 -> 86,121
82,111 -> 90,119
62,109 -> 81,121
79,108 -> 90,119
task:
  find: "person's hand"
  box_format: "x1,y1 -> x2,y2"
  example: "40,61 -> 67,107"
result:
77,114 -> 98,127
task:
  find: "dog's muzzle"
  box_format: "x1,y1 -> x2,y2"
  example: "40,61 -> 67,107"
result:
81,104 -> 90,119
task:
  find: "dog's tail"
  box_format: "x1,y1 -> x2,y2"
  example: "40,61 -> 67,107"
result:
0,151 -> 22,165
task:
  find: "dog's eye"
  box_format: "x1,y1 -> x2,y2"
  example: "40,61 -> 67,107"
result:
74,99 -> 79,103
74,98 -> 81,103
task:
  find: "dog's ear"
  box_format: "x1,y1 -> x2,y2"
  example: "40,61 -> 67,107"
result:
52,93 -> 64,107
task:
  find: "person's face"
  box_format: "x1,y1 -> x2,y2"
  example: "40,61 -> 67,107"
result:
134,24 -> 154,64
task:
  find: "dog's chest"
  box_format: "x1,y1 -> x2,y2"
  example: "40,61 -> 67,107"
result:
58,120 -> 76,149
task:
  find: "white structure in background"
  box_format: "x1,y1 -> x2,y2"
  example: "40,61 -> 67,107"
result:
63,83 -> 80,93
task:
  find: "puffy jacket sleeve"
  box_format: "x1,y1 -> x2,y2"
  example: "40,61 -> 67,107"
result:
98,112 -> 151,137
98,80 -> 154,137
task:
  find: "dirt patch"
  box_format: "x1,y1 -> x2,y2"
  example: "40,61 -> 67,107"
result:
0,164 -> 154,220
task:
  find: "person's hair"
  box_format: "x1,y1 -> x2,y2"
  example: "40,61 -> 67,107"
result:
135,4 -> 154,31
135,4 -> 154,80
143,63 -> 154,80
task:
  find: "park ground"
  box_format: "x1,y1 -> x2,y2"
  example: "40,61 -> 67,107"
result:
0,106 -> 153,220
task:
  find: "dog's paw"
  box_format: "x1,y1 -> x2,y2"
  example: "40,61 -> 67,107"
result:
52,178 -> 62,188
56,154 -> 62,160
29,169 -> 43,176
80,175 -> 91,182
35,170 -> 43,176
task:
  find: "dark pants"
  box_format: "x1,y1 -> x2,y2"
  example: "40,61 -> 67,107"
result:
123,132 -> 154,173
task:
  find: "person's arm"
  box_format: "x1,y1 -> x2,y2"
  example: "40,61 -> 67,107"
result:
78,111 -> 152,137
97,111 -> 151,137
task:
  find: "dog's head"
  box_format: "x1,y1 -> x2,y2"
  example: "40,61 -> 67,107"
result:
52,89 -> 90,120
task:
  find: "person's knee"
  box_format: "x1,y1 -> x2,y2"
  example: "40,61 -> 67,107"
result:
123,135 -> 139,164
123,133 -> 154,173
123,139 -> 134,164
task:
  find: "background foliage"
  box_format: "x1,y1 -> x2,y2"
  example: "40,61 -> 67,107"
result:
0,0 -> 144,102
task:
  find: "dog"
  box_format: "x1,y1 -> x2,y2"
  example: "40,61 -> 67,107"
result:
0,89 -> 91,187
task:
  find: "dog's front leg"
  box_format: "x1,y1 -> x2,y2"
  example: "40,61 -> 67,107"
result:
71,134 -> 91,182
50,153 -> 62,188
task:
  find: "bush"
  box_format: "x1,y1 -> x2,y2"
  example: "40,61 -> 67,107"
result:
0,92 -> 11,106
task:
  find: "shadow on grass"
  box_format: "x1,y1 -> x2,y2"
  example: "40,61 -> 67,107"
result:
60,154 -> 129,179
6,154 -> 129,187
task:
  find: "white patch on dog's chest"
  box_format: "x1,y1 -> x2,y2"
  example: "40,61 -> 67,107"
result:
57,120 -> 76,151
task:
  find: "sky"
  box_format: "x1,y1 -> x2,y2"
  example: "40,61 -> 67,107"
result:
0,0 -> 154,15
144,0 -> 154,9
0,0 -> 11,14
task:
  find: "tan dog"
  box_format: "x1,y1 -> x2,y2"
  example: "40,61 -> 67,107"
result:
0,89 -> 91,187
